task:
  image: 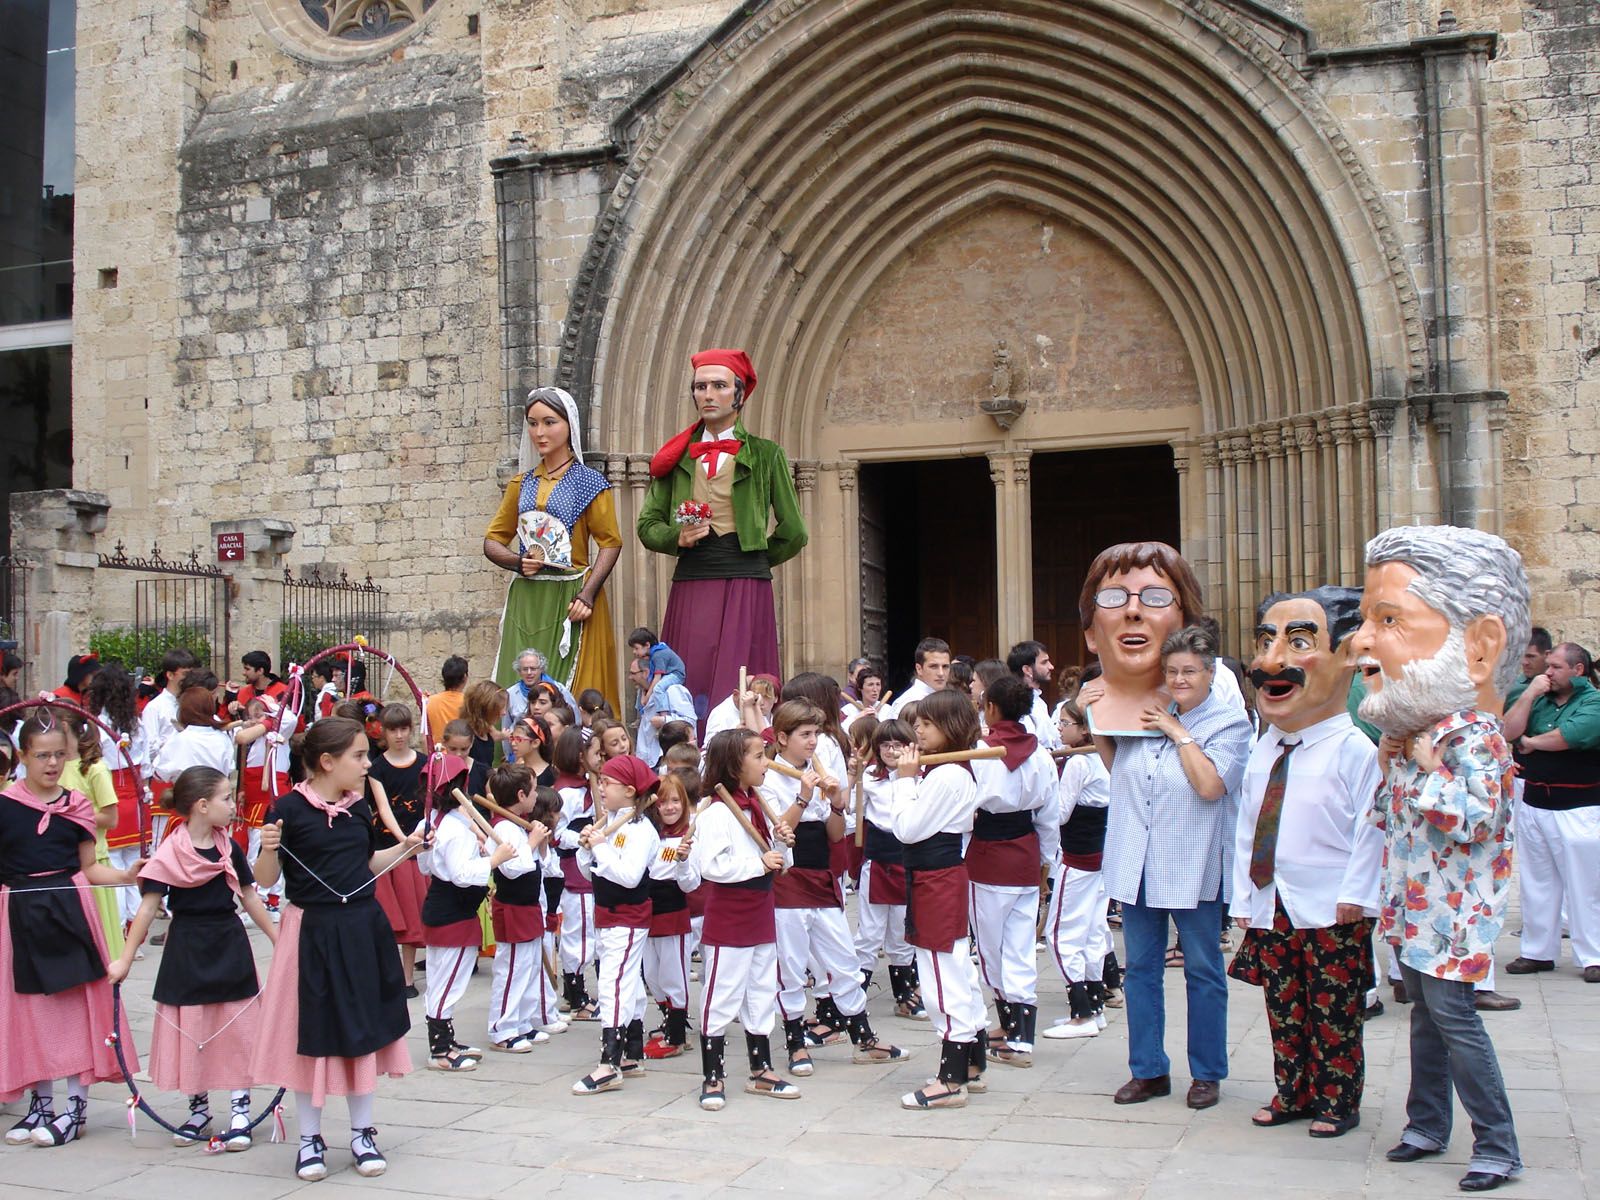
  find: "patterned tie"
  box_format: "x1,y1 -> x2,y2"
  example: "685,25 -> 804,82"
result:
1248,739 -> 1299,889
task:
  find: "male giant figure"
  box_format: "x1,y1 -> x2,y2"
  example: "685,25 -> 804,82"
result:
1352,525 -> 1528,1193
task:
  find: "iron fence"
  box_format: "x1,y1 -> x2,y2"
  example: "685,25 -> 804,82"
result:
280,566 -> 386,670
94,541 -> 231,679
1,555 -> 31,689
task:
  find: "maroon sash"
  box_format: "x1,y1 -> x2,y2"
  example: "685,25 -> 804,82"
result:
906,864 -> 969,953
491,898 -> 544,944
867,860 -> 907,906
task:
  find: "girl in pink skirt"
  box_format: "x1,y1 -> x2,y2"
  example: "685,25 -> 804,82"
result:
2,711 -> 142,1147
249,718 -> 424,1183
108,765 -> 277,1149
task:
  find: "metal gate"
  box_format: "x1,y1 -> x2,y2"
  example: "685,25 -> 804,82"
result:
95,542 -> 231,679
1,555 -> 30,687
280,566 -> 386,669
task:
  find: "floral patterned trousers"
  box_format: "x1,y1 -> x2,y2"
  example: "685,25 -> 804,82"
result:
1229,897 -> 1375,1120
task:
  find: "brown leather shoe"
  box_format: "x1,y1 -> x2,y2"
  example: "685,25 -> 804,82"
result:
1584,966 -> 1600,984
1187,1080 -> 1220,1110
1473,990 -> 1523,1011
1113,1075 -> 1171,1104
1391,979 -> 1410,1004
1504,957 -> 1555,974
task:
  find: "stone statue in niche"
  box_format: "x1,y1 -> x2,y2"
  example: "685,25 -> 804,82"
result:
980,339 -> 1027,430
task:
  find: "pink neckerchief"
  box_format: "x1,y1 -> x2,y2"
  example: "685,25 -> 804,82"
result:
296,778 -> 360,827
140,820 -> 241,897
2,779 -> 97,837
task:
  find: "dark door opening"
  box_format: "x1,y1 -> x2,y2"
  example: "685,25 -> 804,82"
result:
1030,444 -> 1180,702
859,457 -> 997,693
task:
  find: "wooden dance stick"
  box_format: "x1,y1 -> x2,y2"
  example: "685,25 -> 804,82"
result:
713,783 -> 772,855
1050,744 -> 1099,760
764,756 -> 840,791
853,774 -> 867,849
739,666 -> 748,704
919,745 -> 1007,766
595,793 -> 657,842
452,788 -> 506,846
470,793 -> 536,832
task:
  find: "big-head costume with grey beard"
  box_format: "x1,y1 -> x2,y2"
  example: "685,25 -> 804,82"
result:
1356,525 -> 1531,737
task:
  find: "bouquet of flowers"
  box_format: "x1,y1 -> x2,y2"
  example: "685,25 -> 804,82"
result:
674,500 -> 713,526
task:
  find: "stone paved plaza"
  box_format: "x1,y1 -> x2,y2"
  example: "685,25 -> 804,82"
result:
4,889 -> 1595,1200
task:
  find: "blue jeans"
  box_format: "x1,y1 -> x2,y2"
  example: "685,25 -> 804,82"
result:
1398,965 -> 1522,1177
1120,889 -> 1229,1082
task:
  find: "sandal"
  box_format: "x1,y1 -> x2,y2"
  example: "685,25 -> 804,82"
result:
852,1039 -> 909,1064
7,1094 -> 54,1145
1308,1113 -> 1361,1139
569,1002 -> 601,1022
788,1049 -> 815,1077
894,998 -> 928,1020
1252,1104 -> 1313,1127
901,1082 -> 967,1110
173,1096 -> 212,1146
986,1042 -> 1033,1069
619,1059 -> 645,1077
351,1127 -> 387,1177
745,1070 -> 801,1099
429,1049 -> 479,1072
30,1096 -> 86,1147
1165,946 -> 1185,968
296,1134 -> 328,1182
571,1067 -> 623,1095
698,1080 -> 726,1112
803,1022 -> 845,1048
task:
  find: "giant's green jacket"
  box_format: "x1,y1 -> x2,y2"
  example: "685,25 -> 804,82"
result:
636,417 -> 808,567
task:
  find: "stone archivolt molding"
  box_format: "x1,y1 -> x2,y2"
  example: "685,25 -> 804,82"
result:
584,0 -> 1427,468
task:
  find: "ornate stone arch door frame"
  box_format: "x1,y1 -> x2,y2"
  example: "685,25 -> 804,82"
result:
575,0 -> 1427,664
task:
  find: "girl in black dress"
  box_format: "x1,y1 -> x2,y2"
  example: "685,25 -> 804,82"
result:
109,765 -> 277,1149
368,705 -> 429,996
1,712 -> 143,1147
249,718 -> 424,1183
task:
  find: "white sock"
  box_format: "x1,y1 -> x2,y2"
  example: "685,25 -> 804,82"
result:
295,1092 -> 322,1140
33,1081 -> 53,1105
66,1079 -> 88,1103
347,1092 -> 374,1132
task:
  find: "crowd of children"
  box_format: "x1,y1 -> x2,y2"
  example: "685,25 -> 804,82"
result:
0,637 -> 1121,1181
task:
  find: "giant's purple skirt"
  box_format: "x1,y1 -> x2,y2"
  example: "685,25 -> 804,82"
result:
660,577 -> 780,735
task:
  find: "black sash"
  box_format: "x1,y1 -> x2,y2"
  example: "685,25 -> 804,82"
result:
593,874 -> 650,910
422,879 -> 489,927
791,821 -> 831,870
1060,805 -> 1109,857
971,809 -> 1033,840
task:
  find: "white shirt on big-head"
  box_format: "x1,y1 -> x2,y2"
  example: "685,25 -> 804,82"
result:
1229,711 -> 1384,930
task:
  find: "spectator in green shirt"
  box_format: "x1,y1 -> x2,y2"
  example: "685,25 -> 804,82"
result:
1504,643 -> 1600,983
1504,625 -> 1553,707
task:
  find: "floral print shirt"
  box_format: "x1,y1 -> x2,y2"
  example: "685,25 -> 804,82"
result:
1371,709 -> 1515,983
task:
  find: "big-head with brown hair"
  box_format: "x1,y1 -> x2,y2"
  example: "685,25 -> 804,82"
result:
1077,541 -> 1204,736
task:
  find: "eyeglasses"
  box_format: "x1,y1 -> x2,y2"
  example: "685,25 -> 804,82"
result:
1094,585 -> 1177,610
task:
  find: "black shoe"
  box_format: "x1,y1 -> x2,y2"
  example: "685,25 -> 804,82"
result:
1459,1172 -> 1508,1192
1387,1142 -> 1444,1163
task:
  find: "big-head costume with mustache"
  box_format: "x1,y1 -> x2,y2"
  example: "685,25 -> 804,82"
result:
1351,526 -> 1531,739
1250,586 -> 1363,734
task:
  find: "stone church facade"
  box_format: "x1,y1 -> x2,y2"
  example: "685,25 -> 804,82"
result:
12,0 -> 1598,695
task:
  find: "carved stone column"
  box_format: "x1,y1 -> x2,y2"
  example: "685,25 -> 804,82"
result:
1294,420 -> 1321,586
791,460 -> 820,674
1200,440 -> 1224,627
1249,425 -> 1272,597
1347,400 -> 1373,548
1228,435 -> 1256,643
1279,420 -> 1303,591
1329,408 -> 1357,582
622,455 -> 654,630
1367,399 -> 1399,533
987,449 -> 1034,651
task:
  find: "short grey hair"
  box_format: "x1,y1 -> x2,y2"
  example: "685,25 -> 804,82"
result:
514,648 -> 546,673
1160,624 -> 1217,669
1364,525 -> 1531,696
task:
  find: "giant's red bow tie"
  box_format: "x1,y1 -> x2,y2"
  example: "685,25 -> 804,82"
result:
688,438 -> 742,477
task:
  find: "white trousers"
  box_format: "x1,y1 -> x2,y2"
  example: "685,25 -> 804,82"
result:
1518,800 -> 1600,967
775,906 -> 867,1019
644,933 -> 692,1009
488,939 -> 542,1042
559,890 -> 596,974
532,932 -> 562,1026
424,945 -> 477,1021
1047,867 -> 1109,983
594,925 -> 648,1029
970,882 -> 1041,1005
700,942 -> 778,1038
106,847 -> 143,923
853,861 -> 913,971
917,939 -> 986,1043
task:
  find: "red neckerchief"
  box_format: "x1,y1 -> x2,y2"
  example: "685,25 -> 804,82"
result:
2,780 -> 97,837
140,821 -> 241,896
733,787 -> 770,841
688,438 -> 743,478
984,720 -> 1038,772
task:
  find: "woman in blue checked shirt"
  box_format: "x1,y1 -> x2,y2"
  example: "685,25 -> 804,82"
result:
1084,623 -> 1252,1112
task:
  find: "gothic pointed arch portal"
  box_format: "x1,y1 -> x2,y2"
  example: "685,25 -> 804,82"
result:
580,0 -> 1427,669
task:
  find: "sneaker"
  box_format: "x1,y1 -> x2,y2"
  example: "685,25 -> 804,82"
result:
1042,1019 -> 1099,1040
534,1018 -> 569,1034
350,1127 -> 386,1177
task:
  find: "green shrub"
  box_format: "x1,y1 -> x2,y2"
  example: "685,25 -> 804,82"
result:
89,624 -> 213,677
279,622 -> 336,669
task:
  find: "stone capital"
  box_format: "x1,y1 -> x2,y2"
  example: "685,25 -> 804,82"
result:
793,460 -> 820,493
